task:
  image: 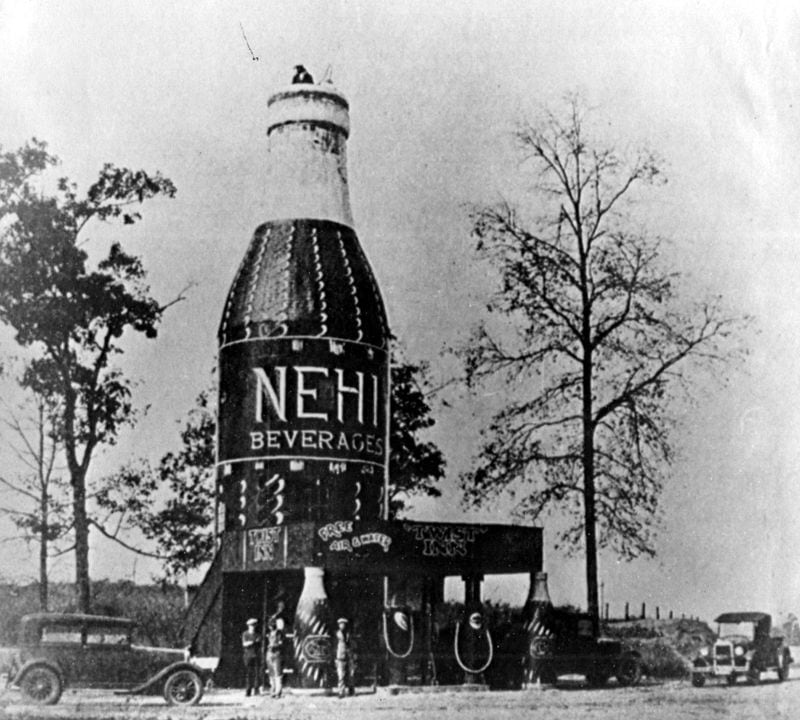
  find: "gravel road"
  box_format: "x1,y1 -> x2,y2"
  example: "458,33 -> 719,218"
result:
2,676 -> 798,720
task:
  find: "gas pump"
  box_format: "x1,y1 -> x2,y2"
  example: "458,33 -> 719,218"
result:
383,606 -> 415,659
383,577 -> 416,684
454,607 -> 494,684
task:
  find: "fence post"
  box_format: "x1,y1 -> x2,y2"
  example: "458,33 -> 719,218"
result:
656,606 -> 660,620
625,602 -> 629,620
641,602 -> 646,620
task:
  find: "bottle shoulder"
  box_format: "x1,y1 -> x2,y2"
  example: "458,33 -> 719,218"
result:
219,219 -> 389,349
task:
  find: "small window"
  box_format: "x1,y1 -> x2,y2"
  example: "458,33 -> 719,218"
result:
86,627 -> 129,645
41,625 -> 82,644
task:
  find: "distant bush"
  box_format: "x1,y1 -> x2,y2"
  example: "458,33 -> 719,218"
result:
622,638 -> 690,678
0,581 -> 185,646
604,618 -> 716,678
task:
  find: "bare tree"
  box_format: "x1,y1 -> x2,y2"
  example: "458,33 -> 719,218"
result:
0,386 -> 71,610
458,96 -> 748,627
0,139 -> 179,611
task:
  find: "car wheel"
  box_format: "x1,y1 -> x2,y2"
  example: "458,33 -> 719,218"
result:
747,668 -> 760,685
777,655 -> 790,682
726,673 -> 737,686
537,666 -> 558,685
586,669 -> 609,688
691,673 -> 706,688
20,666 -> 62,705
615,656 -> 642,687
163,669 -> 204,706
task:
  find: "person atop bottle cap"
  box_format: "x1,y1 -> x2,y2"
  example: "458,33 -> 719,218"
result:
292,64 -> 314,84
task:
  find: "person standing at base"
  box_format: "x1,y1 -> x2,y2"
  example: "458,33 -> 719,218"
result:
242,618 -> 261,696
335,617 -> 355,698
266,617 -> 284,698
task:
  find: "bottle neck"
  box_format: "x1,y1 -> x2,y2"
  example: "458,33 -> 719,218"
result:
263,119 -> 354,228
526,572 -> 552,605
298,566 -> 329,599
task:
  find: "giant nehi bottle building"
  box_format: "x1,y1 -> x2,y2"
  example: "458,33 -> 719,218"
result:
184,72 -> 545,689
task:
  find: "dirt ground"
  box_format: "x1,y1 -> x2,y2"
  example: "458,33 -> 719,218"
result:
2,675 -> 799,720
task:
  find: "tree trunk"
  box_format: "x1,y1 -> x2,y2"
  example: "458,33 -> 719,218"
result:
582,319 -> 599,632
63,380 -> 92,612
39,492 -> 49,611
582,406 -> 599,632
72,472 -> 91,612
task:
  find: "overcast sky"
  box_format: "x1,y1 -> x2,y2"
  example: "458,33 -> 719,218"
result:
1,1 -> 799,623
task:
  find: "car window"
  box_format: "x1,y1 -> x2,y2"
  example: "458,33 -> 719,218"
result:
41,625 -> 82,644
86,626 -> 130,645
718,622 -> 755,641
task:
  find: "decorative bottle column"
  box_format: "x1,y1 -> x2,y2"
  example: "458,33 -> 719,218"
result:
522,571 -> 554,687
293,566 -> 333,689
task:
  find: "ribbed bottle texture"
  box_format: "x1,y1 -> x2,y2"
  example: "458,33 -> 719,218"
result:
292,567 -> 333,688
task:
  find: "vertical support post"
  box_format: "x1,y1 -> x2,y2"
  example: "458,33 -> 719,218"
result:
423,577 -> 436,686
260,574 -> 269,693
463,574 -> 481,606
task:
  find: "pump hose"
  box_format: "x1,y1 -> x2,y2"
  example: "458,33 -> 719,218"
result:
453,621 -> 494,675
382,610 -> 415,659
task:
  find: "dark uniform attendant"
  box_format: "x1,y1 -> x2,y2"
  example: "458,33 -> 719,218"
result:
266,617 -> 284,698
335,617 -> 355,698
241,618 -> 261,696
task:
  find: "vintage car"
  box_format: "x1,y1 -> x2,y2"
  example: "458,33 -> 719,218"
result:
6,613 -> 215,705
530,609 -> 643,688
691,612 -> 792,686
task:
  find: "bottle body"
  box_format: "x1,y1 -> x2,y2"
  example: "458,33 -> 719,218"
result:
292,567 -> 333,688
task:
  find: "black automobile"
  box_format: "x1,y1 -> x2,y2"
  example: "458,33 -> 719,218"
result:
6,613 -> 215,705
691,612 -> 792,686
529,609 -> 643,688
